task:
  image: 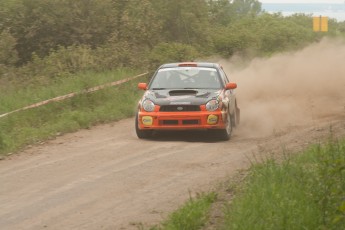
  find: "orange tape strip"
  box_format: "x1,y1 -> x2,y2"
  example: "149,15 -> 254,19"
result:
0,72 -> 148,119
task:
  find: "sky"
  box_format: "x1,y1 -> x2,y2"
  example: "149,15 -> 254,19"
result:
260,0 -> 345,3
260,0 -> 345,21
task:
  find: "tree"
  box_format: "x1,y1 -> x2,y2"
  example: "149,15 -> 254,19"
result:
0,29 -> 18,66
207,0 -> 262,26
211,17 -> 260,57
116,0 -> 162,49
149,42 -> 199,69
4,0 -> 118,64
229,0 -> 262,18
257,13 -> 317,54
152,0 -> 211,50
207,0 -> 233,26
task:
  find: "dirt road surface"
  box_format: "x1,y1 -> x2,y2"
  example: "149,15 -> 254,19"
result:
1,39 -> 345,229
1,117 -> 344,230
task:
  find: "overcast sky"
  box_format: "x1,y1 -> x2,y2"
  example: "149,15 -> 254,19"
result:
260,0 -> 345,3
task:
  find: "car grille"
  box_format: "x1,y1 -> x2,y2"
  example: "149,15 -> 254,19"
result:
182,120 -> 199,125
159,105 -> 201,112
162,120 -> 179,125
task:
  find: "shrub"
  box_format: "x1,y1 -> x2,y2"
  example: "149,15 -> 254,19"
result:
149,42 -> 199,69
0,29 -> 18,67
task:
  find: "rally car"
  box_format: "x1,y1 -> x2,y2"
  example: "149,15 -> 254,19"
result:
135,62 -> 240,140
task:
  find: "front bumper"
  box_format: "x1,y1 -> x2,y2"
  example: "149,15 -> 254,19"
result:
137,109 -> 227,130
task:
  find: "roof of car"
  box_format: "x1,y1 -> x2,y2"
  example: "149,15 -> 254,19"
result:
159,62 -> 220,69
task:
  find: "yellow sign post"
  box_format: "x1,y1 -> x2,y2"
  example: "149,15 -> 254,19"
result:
313,16 -> 328,32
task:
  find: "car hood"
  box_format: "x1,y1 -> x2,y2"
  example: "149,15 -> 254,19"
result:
143,89 -> 221,106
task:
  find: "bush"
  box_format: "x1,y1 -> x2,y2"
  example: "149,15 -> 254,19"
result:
94,40 -> 150,71
19,45 -> 96,79
0,29 -> 18,67
149,42 -> 200,69
211,13 -> 322,58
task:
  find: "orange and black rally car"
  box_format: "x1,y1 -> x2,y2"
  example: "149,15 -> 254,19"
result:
135,62 -> 240,140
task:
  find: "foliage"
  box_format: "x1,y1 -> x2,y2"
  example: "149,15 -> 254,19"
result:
0,29 -> 18,66
229,0 -> 262,19
212,13 -> 322,58
0,29 -> 18,84
151,192 -> 217,230
212,21 -> 259,57
19,45 -> 95,79
223,135 -> 345,230
149,42 -> 200,69
337,21 -> 345,34
208,0 -> 262,26
1,0 -> 118,64
257,13 -> 317,54
0,0 -> 344,80
118,0 -> 162,49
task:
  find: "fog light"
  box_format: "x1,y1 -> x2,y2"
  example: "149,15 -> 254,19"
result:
142,116 -> 153,125
207,115 -> 218,125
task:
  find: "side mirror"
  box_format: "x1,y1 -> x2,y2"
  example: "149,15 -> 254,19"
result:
225,82 -> 237,90
138,83 -> 147,90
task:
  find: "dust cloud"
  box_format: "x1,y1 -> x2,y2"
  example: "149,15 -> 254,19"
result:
221,38 -> 345,137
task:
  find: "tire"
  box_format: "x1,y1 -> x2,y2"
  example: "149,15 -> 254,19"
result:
235,106 -> 240,126
231,106 -> 240,128
219,112 -> 232,140
135,113 -> 152,139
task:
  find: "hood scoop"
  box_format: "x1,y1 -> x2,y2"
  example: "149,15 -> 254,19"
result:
196,92 -> 211,98
154,92 -> 167,98
169,90 -> 197,96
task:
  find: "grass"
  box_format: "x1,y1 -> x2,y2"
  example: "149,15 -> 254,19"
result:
0,69 -> 141,114
149,192 -> 217,230
222,134 -> 345,230
0,69 -> 150,155
145,133 -> 345,230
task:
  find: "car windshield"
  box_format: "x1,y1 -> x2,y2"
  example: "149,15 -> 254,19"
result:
149,67 -> 222,90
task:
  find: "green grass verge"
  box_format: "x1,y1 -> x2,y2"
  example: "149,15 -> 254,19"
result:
223,135 -> 345,230
147,135 -> 344,230
0,70 -> 150,155
149,192 -> 217,230
0,69 -> 141,114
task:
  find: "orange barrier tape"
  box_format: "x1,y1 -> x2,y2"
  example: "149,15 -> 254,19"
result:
0,72 -> 148,119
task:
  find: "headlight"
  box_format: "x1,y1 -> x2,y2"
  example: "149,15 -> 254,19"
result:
206,99 -> 219,111
142,99 -> 155,112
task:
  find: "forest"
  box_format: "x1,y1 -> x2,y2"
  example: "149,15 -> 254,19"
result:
1,0 -> 345,82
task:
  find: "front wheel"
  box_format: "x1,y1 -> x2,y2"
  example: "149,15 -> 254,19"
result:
219,112 -> 233,140
135,113 -> 152,139
209,112 -> 232,141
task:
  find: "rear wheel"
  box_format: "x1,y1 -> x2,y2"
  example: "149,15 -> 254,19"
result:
135,113 -> 152,139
